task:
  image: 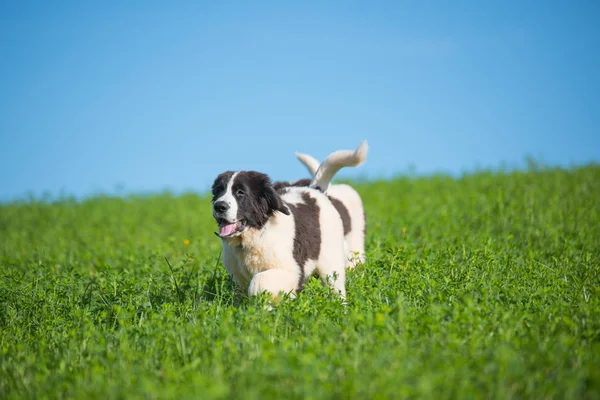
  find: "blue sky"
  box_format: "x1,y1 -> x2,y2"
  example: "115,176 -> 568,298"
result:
1,1 -> 599,201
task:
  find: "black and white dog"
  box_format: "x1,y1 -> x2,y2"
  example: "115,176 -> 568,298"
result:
294,146 -> 367,267
211,141 -> 367,300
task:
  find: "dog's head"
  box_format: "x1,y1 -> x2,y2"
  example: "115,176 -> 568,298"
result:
211,171 -> 290,238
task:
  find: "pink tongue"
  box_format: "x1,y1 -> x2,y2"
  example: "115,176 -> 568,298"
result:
219,223 -> 237,237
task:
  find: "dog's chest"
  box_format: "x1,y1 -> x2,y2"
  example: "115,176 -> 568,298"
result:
222,236 -> 283,289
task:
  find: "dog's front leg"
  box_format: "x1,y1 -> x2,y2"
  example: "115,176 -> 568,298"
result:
247,269 -> 298,299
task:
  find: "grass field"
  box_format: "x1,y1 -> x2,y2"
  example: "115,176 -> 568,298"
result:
1,165 -> 599,399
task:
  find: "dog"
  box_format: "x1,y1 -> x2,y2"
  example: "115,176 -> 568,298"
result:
211,141 -> 367,300
291,142 -> 367,267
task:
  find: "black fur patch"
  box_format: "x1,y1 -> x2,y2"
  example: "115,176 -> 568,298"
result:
273,178 -> 311,192
286,192 -> 321,290
328,196 -> 351,236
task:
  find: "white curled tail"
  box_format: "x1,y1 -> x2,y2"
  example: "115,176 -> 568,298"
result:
295,152 -> 320,176
309,140 -> 368,192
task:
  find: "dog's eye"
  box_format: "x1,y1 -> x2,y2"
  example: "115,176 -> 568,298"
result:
236,188 -> 245,196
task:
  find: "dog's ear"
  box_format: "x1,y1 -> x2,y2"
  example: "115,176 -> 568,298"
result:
255,174 -> 289,216
240,171 -> 290,228
263,184 -> 290,215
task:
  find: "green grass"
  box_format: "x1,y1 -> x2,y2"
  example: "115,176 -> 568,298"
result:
1,165 -> 599,399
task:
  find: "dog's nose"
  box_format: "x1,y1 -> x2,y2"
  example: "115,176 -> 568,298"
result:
213,201 -> 229,214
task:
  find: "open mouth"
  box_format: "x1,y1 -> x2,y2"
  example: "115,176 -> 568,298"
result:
216,219 -> 247,238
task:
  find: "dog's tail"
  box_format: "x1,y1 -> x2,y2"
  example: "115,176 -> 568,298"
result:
303,140 -> 368,192
295,152 -> 321,176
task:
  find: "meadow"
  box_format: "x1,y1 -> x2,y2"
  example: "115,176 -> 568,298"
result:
1,165 -> 599,399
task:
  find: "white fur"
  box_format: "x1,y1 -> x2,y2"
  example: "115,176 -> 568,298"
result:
248,269 -> 299,299
295,142 -> 368,268
221,187 -> 346,299
309,140 -> 368,192
213,171 -> 239,223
